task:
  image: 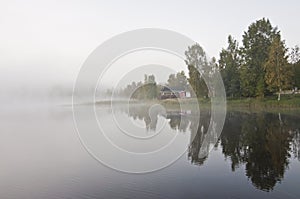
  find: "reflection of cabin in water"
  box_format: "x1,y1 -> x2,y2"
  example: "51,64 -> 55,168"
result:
159,86 -> 189,99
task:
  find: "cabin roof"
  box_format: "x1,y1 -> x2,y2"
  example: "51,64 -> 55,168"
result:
160,86 -> 185,92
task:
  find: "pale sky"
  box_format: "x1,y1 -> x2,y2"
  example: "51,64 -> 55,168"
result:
1,0 -> 299,91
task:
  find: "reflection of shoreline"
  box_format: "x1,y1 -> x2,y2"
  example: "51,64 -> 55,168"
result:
122,104 -> 300,192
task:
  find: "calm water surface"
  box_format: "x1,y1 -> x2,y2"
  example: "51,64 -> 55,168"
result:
1,103 -> 299,199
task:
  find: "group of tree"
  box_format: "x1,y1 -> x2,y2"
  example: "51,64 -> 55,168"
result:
166,71 -> 188,91
119,74 -> 158,99
118,18 -> 300,101
119,71 -> 189,99
217,18 -> 300,100
185,44 -> 218,98
185,18 -> 300,100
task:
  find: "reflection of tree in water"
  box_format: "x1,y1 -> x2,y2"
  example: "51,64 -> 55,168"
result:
160,109 -> 299,191
288,113 -> 300,161
188,109 -> 211,165
126,104 -> 191,132
292,129 -> 300,161
126,105 -> 213,165
125,104 -> 300,191
165,111 -> 190,132
126,104 -> 213,166
243,113 -> 290,191
219,111 -> 246,171
220,112 -> 300,191
126,105 -> 158,131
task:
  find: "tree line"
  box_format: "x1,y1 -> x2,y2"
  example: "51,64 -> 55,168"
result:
117,74 -> 158,99
118,18 -> 300,101
202,18 -> 299,100
118,72 -> 189,99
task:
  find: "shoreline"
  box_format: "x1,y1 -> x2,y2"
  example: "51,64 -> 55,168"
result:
92,94 -> 300,112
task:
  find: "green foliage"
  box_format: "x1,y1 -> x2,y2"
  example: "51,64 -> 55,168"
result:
289,45 -> 300,88
185,43 -> 208,72
120,18 -> 300,102
187,64 -> 201,97
219,35 -> 241,98
167,71 -> 188,90
136,74 -> 157,99
294,61 -> 300,88
122,74 -> 158,100
240,18 -> 280,97
256,75 -> 265,98
289,45 -> 300,64
185,43 -> 209,98
264,35 -> 293,100
216,18 -> 299,99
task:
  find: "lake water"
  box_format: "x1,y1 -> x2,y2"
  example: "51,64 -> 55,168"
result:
1,103 -> 300,199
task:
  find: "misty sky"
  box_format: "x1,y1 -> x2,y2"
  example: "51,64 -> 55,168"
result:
1,0 -> 299,91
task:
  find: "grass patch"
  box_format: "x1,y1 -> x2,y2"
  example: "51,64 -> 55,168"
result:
226,94 -> 300,111
93,94 -> 300,112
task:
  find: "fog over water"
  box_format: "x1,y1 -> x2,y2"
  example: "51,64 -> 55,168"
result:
1,1 -> 300,198
2,0 -> 300,108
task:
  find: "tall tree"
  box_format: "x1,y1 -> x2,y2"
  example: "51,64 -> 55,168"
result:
289,45 -> 300,64
240,18 -> 279,97
187,65 -> 201,97
125,74 -> 158,99
264,36 -> 293,100
207,57 -> 218,97
293,61 -> 300,89
185,43 -> 209,98
167,71 -> 188,90
218,35 -> 241,98
289,45 -> 300,89
143,74 -> 158,99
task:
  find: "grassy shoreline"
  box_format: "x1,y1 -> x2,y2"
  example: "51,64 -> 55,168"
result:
226,94 -> 300,110
94,94 -> 300,112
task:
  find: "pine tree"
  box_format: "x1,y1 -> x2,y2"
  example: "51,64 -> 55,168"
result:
218,35 -> 241,98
